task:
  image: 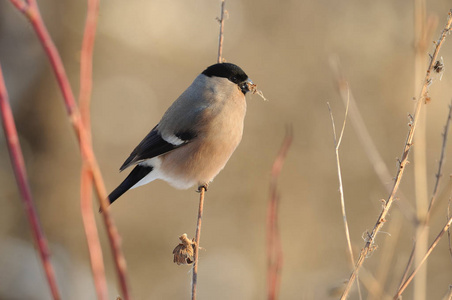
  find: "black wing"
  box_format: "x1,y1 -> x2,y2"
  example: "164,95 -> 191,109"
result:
119,126 -> 196,171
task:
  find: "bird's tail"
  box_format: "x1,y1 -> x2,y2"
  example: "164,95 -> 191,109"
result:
107,165 -> 154,205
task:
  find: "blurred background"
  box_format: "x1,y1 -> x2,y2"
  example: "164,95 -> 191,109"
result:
1,0 -> 452,299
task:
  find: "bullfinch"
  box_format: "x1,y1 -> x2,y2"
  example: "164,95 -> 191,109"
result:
108,63 -> 253,205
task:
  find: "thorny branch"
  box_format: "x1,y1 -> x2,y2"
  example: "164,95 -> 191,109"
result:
340,10 -> 452,299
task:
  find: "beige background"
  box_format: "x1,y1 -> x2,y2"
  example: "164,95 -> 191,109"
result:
0,0 -> 452,299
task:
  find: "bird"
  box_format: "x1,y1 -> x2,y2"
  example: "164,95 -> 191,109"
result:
108,62 -> 253,205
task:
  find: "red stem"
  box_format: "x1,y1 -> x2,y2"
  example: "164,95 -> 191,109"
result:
79,0 -> 99,138
78,0 -> 108,298
0,65 -> 61,300
9,1 -> 130,298
267,129 -> 293,300
81,165 -> 108,300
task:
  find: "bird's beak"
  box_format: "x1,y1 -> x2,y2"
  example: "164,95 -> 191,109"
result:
240,78 -> 255,94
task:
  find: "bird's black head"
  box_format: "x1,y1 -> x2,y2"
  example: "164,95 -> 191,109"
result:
202,63 -> 251,94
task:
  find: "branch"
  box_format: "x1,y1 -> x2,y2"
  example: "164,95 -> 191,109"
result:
79,0 -> 99,139
427,101 -> 452,217
340,10 -> 452,299
217,0 -> 226,63
81,164 -> 108,300
78,0 -> 108,298
0,64 -> 61,299
397,100 -> 452,292
8,1 -> 130,298
192,186 -> 206,300
267,127 -> 293,300
394,213 -> 452,298
449,199 -> 452,262
329,57 -> 416,223
327,100 -> 363,300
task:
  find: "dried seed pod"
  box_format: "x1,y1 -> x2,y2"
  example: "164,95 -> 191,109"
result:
172,234 -> 195,265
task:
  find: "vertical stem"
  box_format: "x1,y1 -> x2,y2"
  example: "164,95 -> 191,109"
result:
413,2 -> 428,298
192,186 -> 206,300
78,0 -> 108,298
217,0 -> 225,63
395,215 -> 452,298
8,2 -> 131,297
81,165 -> 108,300
0,65 -> 61,300
340,10 -> 452,299
267,129 -> 292,300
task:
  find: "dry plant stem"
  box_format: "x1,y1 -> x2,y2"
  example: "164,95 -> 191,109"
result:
412,3 -> 430,298
357,266 -> 391,300
444,285 -> 452,300
191,2 -> 226,297
370,216 -> 403,300
394,213 -> 452,299
267,128 -> 293,300
449,199 -> 452,261
192,186 -> 206,300
0,66 -> 61,300
327,101 -> 353,264
397,101 -> 452,291
81,165 -> 108,300
327,101 -> 362,300
329,57 -> 416,223
217,0 -> 225,63
8,1 -> 130,298
427,101 -> 452,217
340,10 -> 452,300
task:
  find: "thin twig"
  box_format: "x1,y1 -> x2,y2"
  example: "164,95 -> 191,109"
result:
329,57 -> 416,223
217,0 -> 226,63
267,127 -> 293,300
394,213 -> 452,298
79,0 -> 99,140
0,65 -> 61,300
356,266 -> 391,300
340,10 -> 452,299
327,99 -> 353,257
81,164 -> 108,300
192,186 -> 206,300
327,99 -> 362,300
444,285 -> 452,300
427,101 -> 452,217
448,199 -> 452,262
8,1 -> 130,298
397,100 -> 452,292
371,216 -> 403,300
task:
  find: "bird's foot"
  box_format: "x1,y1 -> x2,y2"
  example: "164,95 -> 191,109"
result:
197,184 -> 208,193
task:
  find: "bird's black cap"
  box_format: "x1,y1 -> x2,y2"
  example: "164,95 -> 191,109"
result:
202,63 -> 248,85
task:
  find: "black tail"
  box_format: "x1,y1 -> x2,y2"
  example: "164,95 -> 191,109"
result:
108,165 -> 153,205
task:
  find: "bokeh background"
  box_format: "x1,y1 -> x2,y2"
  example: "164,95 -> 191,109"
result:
1,1 -> 452,299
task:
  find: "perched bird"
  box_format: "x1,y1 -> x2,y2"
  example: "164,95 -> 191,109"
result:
108,63 -> 253,205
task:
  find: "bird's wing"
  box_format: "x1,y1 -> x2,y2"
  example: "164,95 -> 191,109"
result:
119,125 -> 197,171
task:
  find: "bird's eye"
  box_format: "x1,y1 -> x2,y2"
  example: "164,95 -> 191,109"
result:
231,76 -> 237,82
